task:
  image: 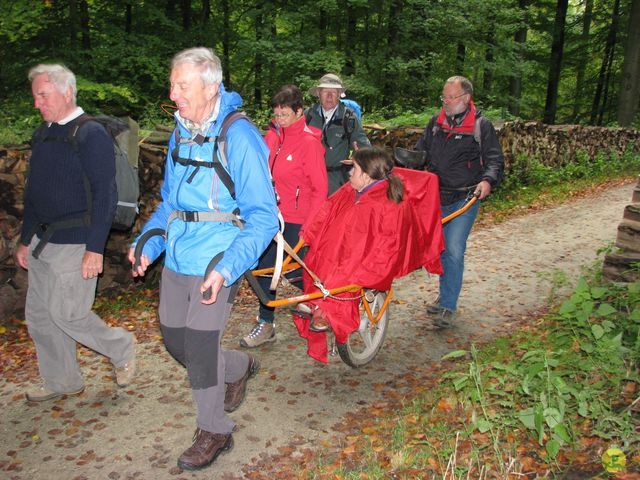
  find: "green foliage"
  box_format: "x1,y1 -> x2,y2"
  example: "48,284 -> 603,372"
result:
496,147 -> 640,200
0,0 -> 636,139
447,271 -> 640,463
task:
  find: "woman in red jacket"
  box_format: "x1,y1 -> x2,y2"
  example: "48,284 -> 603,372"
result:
241,85 -> 328,348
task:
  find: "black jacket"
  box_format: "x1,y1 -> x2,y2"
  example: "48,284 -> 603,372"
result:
415,111 -> 504,205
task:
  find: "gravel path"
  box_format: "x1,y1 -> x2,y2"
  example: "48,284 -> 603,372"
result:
0,181 -> 633,480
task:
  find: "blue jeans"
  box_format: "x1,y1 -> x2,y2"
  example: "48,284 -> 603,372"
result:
438,197 -> 480,311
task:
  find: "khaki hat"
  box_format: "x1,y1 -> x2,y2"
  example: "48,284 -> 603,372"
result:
311,73 -> 345,95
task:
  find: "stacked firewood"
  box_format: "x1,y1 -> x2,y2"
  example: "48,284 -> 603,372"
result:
0,137 -> 170,322
366,121 -> 640,168
1,121 -> 639,321
603,177 -> 640,282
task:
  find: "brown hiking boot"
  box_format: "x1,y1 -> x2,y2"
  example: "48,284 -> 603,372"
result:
177,428 -> 233,471
224,354 -> 260,412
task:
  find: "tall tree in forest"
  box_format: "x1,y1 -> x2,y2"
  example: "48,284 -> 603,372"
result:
617,0 -> 640,126
221,0 -> 231,88
79,0 -> 91,50
508,0 -> 529,117
543,0 -> 569,124
344,0 -> 358,75
590,0 -> 621,125
571,0 -> 593,121
482,28 -> 496,96
125,0 -> 133,34
181,0 -> 191,30
456,42 -> 466,74
201,0 -> 211,22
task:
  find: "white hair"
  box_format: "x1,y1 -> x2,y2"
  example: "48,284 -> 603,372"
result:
446,75 -> 474,96
28,63 -> 77,101
171,47 -> 223,86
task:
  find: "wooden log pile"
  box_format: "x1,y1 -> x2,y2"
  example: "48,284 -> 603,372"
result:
0,136 -> 169,322
1,121 -> 639,321
365,120 -> 640,169
603,176 -> 640,282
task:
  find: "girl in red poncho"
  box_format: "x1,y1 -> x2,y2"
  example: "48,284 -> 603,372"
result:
295,147 -> 444,362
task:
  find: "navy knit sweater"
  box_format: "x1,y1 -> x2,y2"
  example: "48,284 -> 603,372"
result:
21,119 -> 117,254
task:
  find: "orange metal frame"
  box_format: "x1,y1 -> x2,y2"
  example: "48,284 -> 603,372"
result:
249,194 -> 478,321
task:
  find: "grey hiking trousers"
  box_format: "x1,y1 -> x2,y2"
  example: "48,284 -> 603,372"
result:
25,240 -> 134,393
159,267 -> 250,435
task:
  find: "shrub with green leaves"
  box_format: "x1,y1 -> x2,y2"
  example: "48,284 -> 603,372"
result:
446,273 -> 640,463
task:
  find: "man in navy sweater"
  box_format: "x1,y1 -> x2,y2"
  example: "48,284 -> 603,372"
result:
15,64 -> 136,402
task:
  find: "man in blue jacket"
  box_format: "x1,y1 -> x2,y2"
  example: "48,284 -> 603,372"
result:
129,47 -> 279,471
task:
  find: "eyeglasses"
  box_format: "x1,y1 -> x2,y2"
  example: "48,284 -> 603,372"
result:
273,111 -> 294,119
440,93 -> 468,103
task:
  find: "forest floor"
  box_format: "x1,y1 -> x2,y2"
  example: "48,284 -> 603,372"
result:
0,179 -> 635,480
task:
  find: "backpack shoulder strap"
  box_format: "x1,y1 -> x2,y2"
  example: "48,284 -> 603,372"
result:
474,116 -> 484,146
67,113 -> 95,151
31,122 -> 49,146
342,106 -> 355,139
213,110 -> 251,200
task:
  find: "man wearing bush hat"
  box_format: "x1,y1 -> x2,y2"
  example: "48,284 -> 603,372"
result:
306,73 -> 370,194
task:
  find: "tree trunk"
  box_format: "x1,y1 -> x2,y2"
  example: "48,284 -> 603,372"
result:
79,0 -> 91,50
181,0 -> 191,30
509,0 -> 529,117
319,8 -> 327,48
383,0 -> 403,103
222,0 -> 231,88
599,2 -> 620,125
618,0 -> 640,126
344,2 -> 357,75
590,0 -> 620,125
482,30 -> 495,95
254,7 -> 264,108
543,0 -> 569,124
456,42 -> 466,74
68,0 -> 78,46
125,1 -> 132,34
571,0 -> 593,121
201,0 -> 210,22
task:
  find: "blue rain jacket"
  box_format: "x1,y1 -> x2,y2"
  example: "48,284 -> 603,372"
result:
134,85 -> 279,284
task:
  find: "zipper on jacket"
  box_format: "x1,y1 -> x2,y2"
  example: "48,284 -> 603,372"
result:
295,186 -> 300,210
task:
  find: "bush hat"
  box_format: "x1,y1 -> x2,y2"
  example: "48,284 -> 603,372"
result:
311,73 -> 345,96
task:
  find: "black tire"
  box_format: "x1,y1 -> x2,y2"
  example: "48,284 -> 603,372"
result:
337,290 -> 390,368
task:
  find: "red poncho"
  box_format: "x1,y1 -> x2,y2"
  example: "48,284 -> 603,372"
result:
294,167 -> 444,362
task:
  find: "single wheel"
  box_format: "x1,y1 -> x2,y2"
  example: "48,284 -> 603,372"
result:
337,290 -> 390,368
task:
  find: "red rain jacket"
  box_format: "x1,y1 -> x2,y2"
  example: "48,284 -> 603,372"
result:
294,167 -> 444,362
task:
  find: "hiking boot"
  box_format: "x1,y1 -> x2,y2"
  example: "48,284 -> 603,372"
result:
432,308 -> 456,329
426,298 -> 444,315
115,335 -> 137,387
240,319 -> 276,348
26,384 -> 85,402
177,428 -> 233,471
224,354 -> 260,412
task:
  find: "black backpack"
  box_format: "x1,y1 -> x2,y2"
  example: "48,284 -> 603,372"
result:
32,114 -> 140,231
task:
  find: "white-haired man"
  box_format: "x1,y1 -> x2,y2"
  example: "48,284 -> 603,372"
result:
16,64 -> 136,402
129,47 -> 279,471
306,73 -> 370,194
